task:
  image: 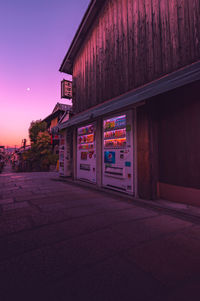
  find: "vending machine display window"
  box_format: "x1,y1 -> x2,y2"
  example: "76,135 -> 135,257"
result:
104,115 -> 127,149
102,112 -> 134,194
77,123 -> 96,183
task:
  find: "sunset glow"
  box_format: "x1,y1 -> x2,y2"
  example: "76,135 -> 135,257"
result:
0,0 -> 90,147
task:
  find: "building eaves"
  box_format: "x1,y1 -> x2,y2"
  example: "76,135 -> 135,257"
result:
59,0 -> 106,74
58,60 -> 200,130
43,109 -> 65,124
44,104 -> 72,124
52,102 -> 72,113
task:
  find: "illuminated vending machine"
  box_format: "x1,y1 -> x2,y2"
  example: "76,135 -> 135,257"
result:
77,123 -> 96,183
59,134 -> 65,176
102,112 -> 134,194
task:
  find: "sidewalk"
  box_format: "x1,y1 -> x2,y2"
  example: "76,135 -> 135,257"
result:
58,176 -> 200,224
1,162 -> 13,174
0,166 -> 200,300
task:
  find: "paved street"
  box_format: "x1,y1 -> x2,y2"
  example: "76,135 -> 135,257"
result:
0,164 -> 200,300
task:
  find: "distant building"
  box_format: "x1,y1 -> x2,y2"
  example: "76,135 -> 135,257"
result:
58,0 -> 200,205
43,102 -> 72,153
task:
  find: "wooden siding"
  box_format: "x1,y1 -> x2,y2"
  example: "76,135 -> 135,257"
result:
156,81 -> 200,190
50,117 -> 58,129
72,0 -> 200,113
137,102 -> 158,199
137,105 -> 152,199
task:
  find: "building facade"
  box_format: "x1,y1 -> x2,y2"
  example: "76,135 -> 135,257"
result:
59,0 -> 200,205
43,102 -> 72,154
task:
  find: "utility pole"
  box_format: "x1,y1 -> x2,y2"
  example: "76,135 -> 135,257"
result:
22,139 -> 26,150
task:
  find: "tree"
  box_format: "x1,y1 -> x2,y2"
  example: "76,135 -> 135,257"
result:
29,120 -> 47,144
22,120 -> 58,171
35,131 -> 55,170
36,131 -> 51,153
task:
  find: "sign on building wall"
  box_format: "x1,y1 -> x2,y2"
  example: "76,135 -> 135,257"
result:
61,79 -> 72,99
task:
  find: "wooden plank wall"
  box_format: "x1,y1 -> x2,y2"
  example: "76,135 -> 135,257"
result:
136,101 -> 158,199
156,80 -> 200,190
72,0 -> 200,113
137,105 -> 152,199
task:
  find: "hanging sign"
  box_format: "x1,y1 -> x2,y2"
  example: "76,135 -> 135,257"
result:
61,79 -> 72,99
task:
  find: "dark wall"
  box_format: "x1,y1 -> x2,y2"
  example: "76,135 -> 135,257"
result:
137,103 -> 158,199
72,0 -> 200,113
137,105 -> 152,199
156,81 -> 200,190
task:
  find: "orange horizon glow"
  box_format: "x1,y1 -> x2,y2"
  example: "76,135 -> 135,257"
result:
0,137 -> 30,149
0,0 -> 89,149
0,129 -> 30,148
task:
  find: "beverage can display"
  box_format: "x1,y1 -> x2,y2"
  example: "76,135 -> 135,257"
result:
86,134 -> 94,143
104,115 -> 126,131
104,116 -> 126,149
78,124 -> 94,136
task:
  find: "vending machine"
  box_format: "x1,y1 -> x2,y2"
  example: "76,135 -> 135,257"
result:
59,133 -> 65,176
59,130 -> 72,177
65,129 -> 72,177
102,111 -> 134,194
77,123 -> 96,183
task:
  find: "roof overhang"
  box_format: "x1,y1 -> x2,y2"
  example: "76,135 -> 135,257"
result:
59,0 -> 106,74
58,60 -> 200,130
43,109 -> 65,124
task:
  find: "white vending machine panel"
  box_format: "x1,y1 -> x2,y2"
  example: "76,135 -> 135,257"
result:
102,112 -> 134,194
59,134 -> 65,176
77,123 -> 96,183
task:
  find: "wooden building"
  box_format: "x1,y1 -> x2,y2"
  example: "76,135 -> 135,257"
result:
59,0 -> 200,205
43,102 -> 72,153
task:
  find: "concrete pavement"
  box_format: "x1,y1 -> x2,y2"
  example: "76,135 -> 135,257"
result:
0,164 -> 200,300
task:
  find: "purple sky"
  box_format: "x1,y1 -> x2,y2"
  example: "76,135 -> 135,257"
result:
0,0 -> 90,147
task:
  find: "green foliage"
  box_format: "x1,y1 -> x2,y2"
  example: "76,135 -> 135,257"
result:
23,120 -> 58,171
36,131 -> 51,152
29,120 -> 47,144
